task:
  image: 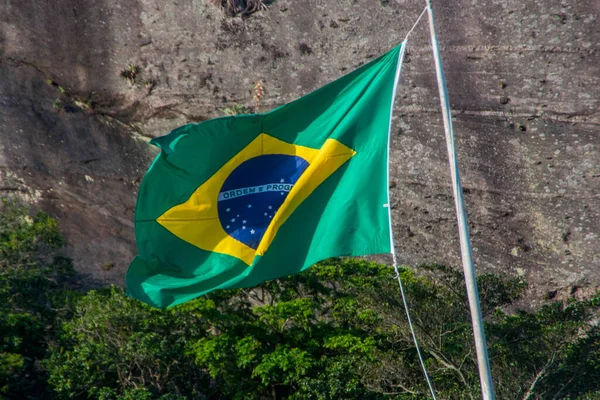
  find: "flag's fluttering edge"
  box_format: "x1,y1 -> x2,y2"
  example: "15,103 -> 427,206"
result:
126,42 -> 406,308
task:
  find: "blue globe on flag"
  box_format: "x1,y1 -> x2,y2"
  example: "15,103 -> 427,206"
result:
217,154 -> 309,249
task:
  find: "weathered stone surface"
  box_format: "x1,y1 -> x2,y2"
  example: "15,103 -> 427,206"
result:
1,0 -> 598,299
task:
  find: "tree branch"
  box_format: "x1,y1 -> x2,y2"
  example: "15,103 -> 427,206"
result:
522,351 -> 558,400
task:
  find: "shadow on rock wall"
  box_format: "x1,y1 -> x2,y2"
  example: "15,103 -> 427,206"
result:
0,0 -> 151,287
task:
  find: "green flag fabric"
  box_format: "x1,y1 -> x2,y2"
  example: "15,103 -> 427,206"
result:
126,42 -> 407,308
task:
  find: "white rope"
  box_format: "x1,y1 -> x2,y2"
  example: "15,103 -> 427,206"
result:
391,257 -> 437,399
406,6 -> 428,40
384,8 -> 437,400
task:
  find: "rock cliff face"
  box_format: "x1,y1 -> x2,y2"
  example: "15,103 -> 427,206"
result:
1,0 -> 598,299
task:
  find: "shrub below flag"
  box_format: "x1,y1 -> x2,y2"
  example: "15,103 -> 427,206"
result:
127,42 -> 407,308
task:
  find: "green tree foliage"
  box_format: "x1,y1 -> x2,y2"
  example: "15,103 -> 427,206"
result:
1,198 -> 600,399
47,261 -> 600,400
45,287 -> 211,399
489,297 -> 600,399
0,199 -> 78,398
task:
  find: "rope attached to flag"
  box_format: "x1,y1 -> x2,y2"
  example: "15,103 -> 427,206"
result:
386,7 -> 438,399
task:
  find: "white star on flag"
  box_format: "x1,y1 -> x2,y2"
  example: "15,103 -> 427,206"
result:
231,218 -> 235,222
268,205 -> 272,209
280,178 -> 285,183
248,204 -> 252,208
250,229 -> 255,234
243,220 -> 247,224
226,208 -> 231,212
242,226 -> 246,229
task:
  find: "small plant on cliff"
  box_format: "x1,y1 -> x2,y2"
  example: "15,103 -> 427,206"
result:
214,0 -> 267,17
51,98 -> 63,110
119,63 -> 141,85
253,79 -> 264,111
141,77 -> 157,94
221,80 -> 265,115
221,103 -> 253,116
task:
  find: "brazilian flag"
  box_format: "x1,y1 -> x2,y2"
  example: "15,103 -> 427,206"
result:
127,42 -> 407,308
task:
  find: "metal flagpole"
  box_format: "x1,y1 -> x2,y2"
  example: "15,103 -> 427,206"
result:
424,1 -> 496,399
